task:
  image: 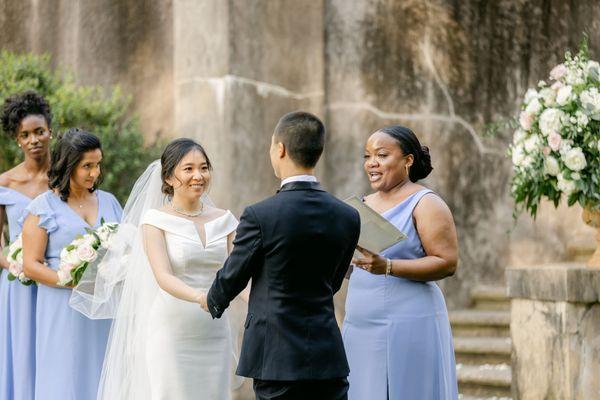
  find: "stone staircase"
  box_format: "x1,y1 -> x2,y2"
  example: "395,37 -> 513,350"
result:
451,285 -> 512,400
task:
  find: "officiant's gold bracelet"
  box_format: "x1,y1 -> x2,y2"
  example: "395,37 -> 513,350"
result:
385,258 -> 392,277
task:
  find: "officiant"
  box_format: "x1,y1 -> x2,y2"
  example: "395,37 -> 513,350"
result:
342,125 -> 459,400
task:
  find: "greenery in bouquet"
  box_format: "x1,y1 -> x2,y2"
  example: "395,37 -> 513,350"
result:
509,39 -> 600,218
0,51 -> 164,204
57,219 -> 119,287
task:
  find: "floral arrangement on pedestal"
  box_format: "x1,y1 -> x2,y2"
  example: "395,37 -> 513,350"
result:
509,39 -> 600,267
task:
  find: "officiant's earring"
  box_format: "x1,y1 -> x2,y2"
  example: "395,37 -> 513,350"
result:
405,164 -> 410,176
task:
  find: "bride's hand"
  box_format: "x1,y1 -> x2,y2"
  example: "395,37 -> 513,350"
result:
352,245 -> 387,275
197,291 -> 208,312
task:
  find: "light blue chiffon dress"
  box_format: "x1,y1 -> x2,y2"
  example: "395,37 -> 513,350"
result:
20,190 -> 122,400
0,187 -> 37,400
343,189 -> 458,400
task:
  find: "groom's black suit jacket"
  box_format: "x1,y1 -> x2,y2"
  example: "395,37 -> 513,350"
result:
207,181 -> 360,381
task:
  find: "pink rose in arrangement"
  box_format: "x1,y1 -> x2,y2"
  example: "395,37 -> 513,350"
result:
542,146 -> 551,156
76,243 -> 98,263
519,111 -> 534,131
550,63 -> 567,80
548,131 -> 562,151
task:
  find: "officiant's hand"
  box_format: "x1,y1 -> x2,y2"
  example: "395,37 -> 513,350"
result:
197,292 -> 209,312
353,245 -> 387,275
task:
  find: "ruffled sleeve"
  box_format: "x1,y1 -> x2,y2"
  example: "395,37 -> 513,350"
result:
18,191 -> 58,234
0,187 -> 17,206
206,210 -> 239,245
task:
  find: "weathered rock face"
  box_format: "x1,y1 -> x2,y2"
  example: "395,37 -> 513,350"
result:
508,264 -> 600,399
1,0 -> 599,308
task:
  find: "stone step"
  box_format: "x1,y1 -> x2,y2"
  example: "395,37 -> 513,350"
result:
454,337 -> 511,365
459,396 -> 512,400
457,363 -> 512,397
450,310 -> 511,337
471,286 -> 509,311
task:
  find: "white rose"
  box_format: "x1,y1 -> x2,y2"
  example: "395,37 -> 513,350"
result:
547,131 -> 562,151
571,172 -> 581,180
539,108 -> 565,136
76,244 -> 98,263
511,146 -> 526,167
15,250 -> 23,265
586,60 -> 600,79
576,111 -> 589,126
543,156 -> 560,176
561,147 -> 587,171
557,173 -> 578,195
522,156 -> 535,169
524,135 -> 541,153
96,228 -> 111,244
540,88 -> 556,106
519,111 -> 534,131
580,87 -> 600,114
513,129 -> 527,144
565,67 -> 584,85
525,98 -> 543,114
556,85 -> 573,106
61,248 -> 82,266
57,266 -> 73,286
524,88 -> 538,105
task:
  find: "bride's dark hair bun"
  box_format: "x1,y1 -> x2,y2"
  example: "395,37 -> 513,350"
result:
378,125 -> 433,182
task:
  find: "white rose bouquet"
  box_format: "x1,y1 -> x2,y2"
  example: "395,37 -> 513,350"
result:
509,39 -> 600,217
57,219 -> 119,287
2,234 -> 35,285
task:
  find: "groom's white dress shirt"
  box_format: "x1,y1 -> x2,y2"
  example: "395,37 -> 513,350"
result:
280,175 -> 318,187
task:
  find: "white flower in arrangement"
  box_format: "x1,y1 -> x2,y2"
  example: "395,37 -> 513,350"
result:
561,147 -> 587,171
580,87 -> 600,114
543,156 -> 560,176
565,67 -> 585,85
519,111 -> 534,131
60,247 -> 82,267
56,265 -> 74,286
586,60 -> 599,79
575,111 -> 589,126
522,156 -> 535,169
512,129 -> 527,145
550,63 -> 568,80
539,88 -> 556,106
76,243 -> 98,263
556,85 -> 573,106
511,145 -> 526,167
524,88 -> 538,104
525,97 -> 543,115
524,135 -> 541,153
571,172 -> 581,180
538,108 -> 565,136
547,131 -> 562,151
557,173 -> 578,195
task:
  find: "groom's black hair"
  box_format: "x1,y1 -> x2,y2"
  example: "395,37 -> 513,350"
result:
274,111 -> 325,168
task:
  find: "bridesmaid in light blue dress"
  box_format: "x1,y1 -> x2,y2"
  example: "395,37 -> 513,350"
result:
21,129 -> 122,400
0,91 -> 53,400
343,126 -> 458,400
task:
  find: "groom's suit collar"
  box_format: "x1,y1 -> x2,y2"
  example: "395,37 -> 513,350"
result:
277,181 -> 324,193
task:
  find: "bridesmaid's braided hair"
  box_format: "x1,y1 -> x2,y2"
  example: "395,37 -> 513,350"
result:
48,128 -> 103,201
378,125 -> 433,182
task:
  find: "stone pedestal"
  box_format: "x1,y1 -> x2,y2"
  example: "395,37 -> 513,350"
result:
507,263 -> 600,399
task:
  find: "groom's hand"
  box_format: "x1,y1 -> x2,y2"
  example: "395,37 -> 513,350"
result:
197,292 -> 209,312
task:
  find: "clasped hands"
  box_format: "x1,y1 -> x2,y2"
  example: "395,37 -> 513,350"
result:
197,292 -> 209,312
352,245 -> 389,275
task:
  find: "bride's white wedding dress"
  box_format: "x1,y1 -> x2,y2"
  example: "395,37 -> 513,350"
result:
69,161 -> 243,400
142,209 -> 238,400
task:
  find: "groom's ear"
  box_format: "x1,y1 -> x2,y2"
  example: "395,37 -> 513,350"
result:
277,141 -> 286,159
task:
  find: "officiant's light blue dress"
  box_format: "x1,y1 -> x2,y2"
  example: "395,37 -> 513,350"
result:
0,187 -> 37,400
20,190 -> 122,400
343,189 -> 458,400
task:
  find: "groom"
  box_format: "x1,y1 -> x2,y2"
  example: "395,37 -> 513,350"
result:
202,111 -> 360,399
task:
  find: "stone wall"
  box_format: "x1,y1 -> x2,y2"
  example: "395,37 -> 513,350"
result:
1,0 -> 599,308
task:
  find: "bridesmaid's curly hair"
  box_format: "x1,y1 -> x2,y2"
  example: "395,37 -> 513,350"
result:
48,128 -> 103,201
1,90 -> 53,137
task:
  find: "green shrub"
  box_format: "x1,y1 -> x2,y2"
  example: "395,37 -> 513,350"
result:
0,51 -> 164,204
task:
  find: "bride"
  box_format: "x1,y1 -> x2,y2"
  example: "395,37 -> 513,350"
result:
70,138 -> 244,399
